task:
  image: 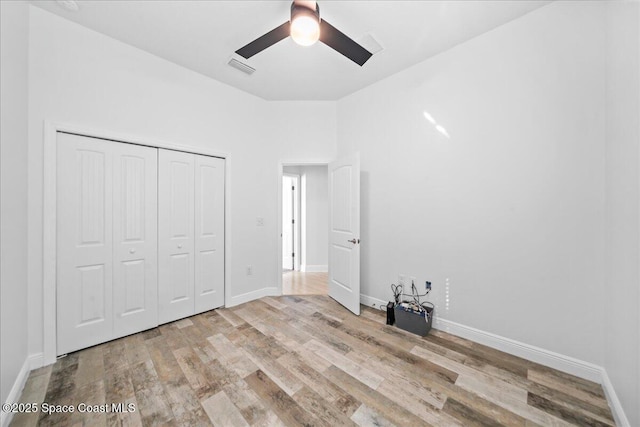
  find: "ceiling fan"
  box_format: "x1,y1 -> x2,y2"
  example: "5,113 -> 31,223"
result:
235,0 -> 373,66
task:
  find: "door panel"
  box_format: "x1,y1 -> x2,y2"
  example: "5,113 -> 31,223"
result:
57,133 -> 114,355
170,253 -> 190,300
328,154 -> 360,315
78,264 -> 107,323
194,155 -> 225,313
121,260 -> 145,312
158,150 -> 195,323
112,144 -> 158,337
170,162 -> 191,237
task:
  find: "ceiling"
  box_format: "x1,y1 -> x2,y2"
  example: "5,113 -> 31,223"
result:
31,1 -> 550,101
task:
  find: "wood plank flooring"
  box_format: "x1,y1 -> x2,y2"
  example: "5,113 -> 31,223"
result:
282,271 -> 328,295
11,296 -> 614,427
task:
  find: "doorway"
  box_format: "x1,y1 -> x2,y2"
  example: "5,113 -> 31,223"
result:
281,164 -> 329,295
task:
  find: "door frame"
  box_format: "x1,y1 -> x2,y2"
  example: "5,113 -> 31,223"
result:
42,120 -> 231,365
277,160 -> 331,296
282,173 -> 301,271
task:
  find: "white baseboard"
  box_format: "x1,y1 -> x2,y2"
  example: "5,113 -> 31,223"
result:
360,293 -> 388,310
433,316 -> 603,383
600,368 -> 631,427
228,287 -> 279,307
28,353 -> 44,371
1,357 -> 30,427
359,293 -> 629,425
301,265 -> 328,273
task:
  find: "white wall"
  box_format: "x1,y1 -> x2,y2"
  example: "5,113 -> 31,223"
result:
604,2 -> 640,425
26,6 -> 336,359
284,165 -> 328,271
301,166 -> 328,270
1,0 -> 30,406
337,1 -> 607,366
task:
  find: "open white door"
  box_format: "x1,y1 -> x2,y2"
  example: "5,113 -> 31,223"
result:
328,154 -> 360,315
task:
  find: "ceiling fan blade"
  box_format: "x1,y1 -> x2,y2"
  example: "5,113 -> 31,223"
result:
236,21 -> 291,59
319,20 -> 372,66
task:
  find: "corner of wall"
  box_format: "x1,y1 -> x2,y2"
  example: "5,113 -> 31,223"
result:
0,357 -> 30,427
601,369 -> 632,427
1,0 -> 30,408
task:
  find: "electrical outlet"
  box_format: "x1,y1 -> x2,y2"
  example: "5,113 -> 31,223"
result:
256,217 -> 264,227
246,265 -> 253,276
426,281 -> 432,290
398,274 -> 405,286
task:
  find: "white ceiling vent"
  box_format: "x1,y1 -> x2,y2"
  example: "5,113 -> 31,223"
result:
358,33 -> 383,55
228,58 -> 256,75
56,0 -> 79,12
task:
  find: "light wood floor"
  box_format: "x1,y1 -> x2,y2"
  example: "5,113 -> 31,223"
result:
11,296 -> 614,427
282,271 -> 328,295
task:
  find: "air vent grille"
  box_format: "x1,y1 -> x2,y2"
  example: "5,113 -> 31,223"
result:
228,58 -> 256,75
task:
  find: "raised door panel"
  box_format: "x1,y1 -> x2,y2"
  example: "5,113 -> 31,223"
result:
194,155 -> 225,313
57,132 -> 114,355
158,149 -> 195,323
112,144 -> 158,337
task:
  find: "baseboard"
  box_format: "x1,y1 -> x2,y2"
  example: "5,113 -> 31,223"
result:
600,368 -> 631,427
28,353 -> 44,370
360,293 -> 630,423
1,357 -> 30,427
433,316 -> 604,382
301,265 -> 328,273
361,293 -> 388,310
228,287 -> 279,307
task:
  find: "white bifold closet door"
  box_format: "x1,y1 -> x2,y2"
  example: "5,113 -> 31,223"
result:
158,150 -> 224,324
194,155 -> 225,313
158,150 -> 195,323
57,133 -> 158,355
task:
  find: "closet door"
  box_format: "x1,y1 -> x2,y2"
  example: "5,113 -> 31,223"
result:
194,155 -> 225,313
57,133 -> 114,355
112,143 -> 158,337
158,150 -> 195,323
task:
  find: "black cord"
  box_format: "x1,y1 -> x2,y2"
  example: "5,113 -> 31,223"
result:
391,283 -> 403,304
411,281 -> 430,298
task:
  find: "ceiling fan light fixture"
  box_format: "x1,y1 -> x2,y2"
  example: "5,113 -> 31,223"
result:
290,2 -> 320,46
235,0 -> 372,66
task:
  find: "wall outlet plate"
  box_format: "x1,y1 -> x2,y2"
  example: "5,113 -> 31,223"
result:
246,266 -> 253,275
398,274 -> 405,286
256,217 -> 264,227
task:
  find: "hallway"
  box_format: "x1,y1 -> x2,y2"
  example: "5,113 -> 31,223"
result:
282,271 -> 328,295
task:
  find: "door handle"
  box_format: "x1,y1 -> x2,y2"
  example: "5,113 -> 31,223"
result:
177,243 -> 183,249
129,248 -> 136,254
347,238 -> 360,244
